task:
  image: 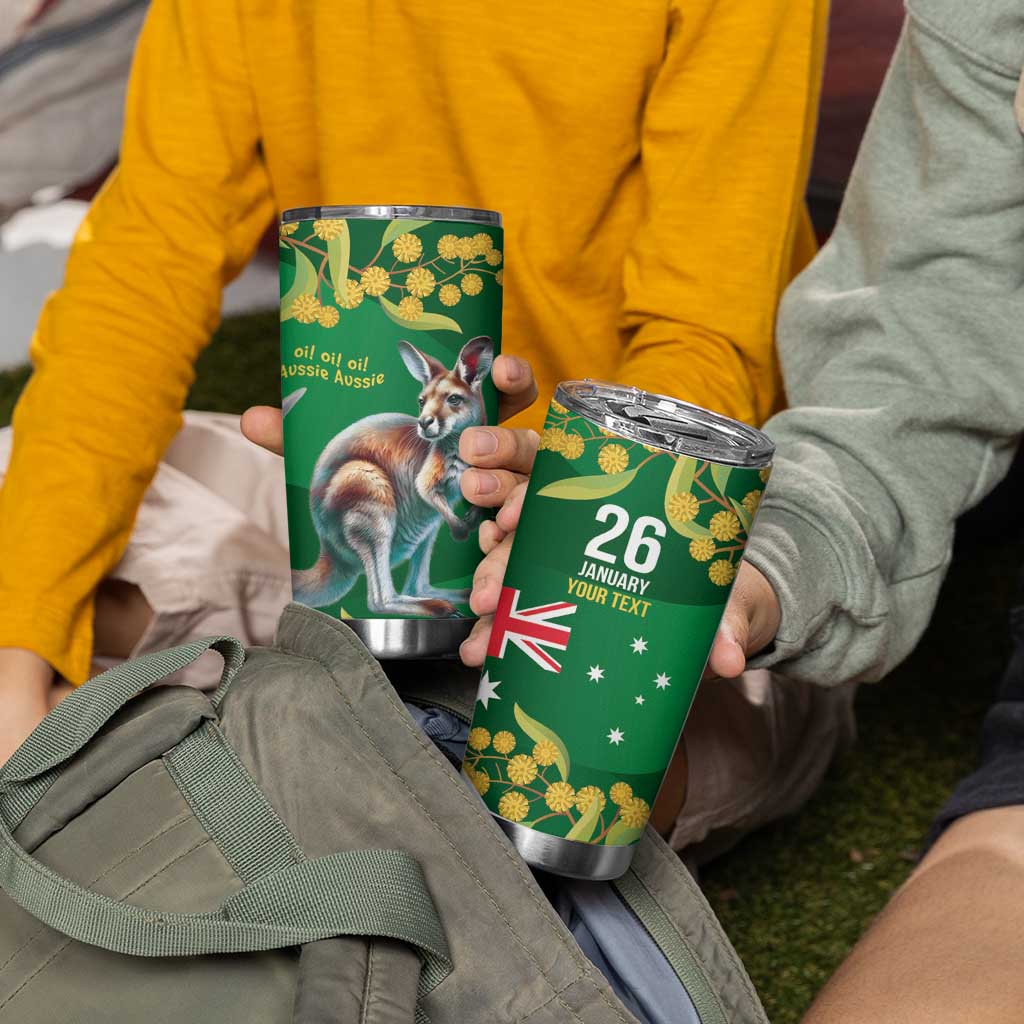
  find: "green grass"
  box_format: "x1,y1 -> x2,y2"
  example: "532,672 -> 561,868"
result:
2,309 -> 1019,1022
701,528 -> 1024,1021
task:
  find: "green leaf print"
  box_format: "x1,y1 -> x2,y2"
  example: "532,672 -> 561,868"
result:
514,703 -> 570,782
710,463 -> 732,498
326,220 -> 350,294
565,792 -> 602,843
604,822 -> 644,847
537,468 -> 639,501
380,218 -> 432,246
279,249 -> 318,322
664,456 -> 701,538
379,295 -> 464,334
729,497 -> 753,534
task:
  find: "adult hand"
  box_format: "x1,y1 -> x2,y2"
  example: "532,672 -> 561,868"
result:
0,648 -> 56,766
240,353 -> 538,459
458,485 -> 782,675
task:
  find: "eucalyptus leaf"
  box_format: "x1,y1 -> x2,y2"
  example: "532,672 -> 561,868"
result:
379,295 -> 463,334
281,387 -> 306,417
604,821 -> 644,847
279,248 -> 318,322
710,463 -> 732,498
514,703 -> 570,782
664,456 -> 707,539
565,792 -> 602,842
381,218 -> 432,246
326,221 -> 350,293
729,497 -> 753,534
537,468 -> 639,501
667,517 -> 712,541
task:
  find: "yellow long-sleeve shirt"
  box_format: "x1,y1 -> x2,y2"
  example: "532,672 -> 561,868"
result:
0,0 -> 825,683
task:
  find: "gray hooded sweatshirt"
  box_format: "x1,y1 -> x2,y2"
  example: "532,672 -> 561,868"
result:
745,0 -> 1024,686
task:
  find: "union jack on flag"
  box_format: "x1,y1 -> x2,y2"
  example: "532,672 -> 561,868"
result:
487,586 -> 577,673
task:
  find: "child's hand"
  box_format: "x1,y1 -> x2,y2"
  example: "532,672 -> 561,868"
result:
0,648 -> 56,766
240,353 -> 538,457
459,496 -> 782,679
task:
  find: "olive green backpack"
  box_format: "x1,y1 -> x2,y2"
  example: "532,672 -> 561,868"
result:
0,604 -> 767,1023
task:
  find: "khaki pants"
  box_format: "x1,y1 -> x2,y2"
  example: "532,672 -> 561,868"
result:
0,411 -> 856,857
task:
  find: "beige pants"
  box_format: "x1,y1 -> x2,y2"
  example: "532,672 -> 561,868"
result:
0,411 -> 856,858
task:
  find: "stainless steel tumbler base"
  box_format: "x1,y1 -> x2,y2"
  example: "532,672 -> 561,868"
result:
348,617 -> 475,659
495,816 -> 636,881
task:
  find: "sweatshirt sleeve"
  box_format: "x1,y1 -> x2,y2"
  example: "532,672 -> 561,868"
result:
616,0 -> 826,426
744,1 -> 1024,686
0,0 -> 273,682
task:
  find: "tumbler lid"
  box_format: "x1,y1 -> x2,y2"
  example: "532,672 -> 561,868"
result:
554,380 -> 774,467
281,205 -> 501,226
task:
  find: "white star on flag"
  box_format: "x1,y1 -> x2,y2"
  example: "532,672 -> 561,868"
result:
607,727 -> 625,745
635,695 -> 645,706
654,672 -> 671,690
630,637 -> 648,654
476,671 -> 501,709
587,665 -> 605,683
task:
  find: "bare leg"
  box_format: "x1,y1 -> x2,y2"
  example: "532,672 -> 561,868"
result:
402,520 -> 471,604
94,578 -> 153,659
802,806 -> 1024,1024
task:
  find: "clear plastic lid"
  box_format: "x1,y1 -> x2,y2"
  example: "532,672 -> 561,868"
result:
554,380 -> 774,467
280,205 -> 501,226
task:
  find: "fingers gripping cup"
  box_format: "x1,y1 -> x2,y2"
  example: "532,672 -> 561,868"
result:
462,382 -> 774,880
279,206 -> 504,658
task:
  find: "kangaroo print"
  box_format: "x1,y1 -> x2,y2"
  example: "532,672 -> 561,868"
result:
279,210 -> 503,622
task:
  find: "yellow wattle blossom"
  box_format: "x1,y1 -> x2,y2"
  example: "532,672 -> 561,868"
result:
392,233 -> 422,262
709,510 -> 741,541
759,466 -> 772,484
397,296 -> 424,321
405,266 -> 436,298
494,269 -> 504,286
438,283 -> 462,307
544,781 -> 576,812
455,236 -> 476,259
575,785 -> 606,815
507,753 -> 538,786
469,767 -> 490,796
335,279 -> 364,309
472,231 -> 494,254
609,782 -> 633,806
437,234 -> 459,260
551,400 -> 568,415
312,218 -> 346,240
667,491 -> 699,523
461,273 -> 483,296
599,427 -> 617,437
598,444 -> 629,474
316,305 -> 340,328
689,537 -> 716,562
493,731 -> 516,754
290,294 -> 321,324
485,248 -> 503,267
561,433 -> 585,460
279,221 -> 299,236
360,266 -> 391,296
708,559 -> 737,586
741,489 -> 762,515
619,796 -> 651,829
539,427 -> 567,453
468,727 -> 491,751
498,791 -> 530,822
532,740 -> 559,766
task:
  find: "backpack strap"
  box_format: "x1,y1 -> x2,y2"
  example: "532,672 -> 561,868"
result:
0,635 -> 245,826
0,638 -> 452,999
